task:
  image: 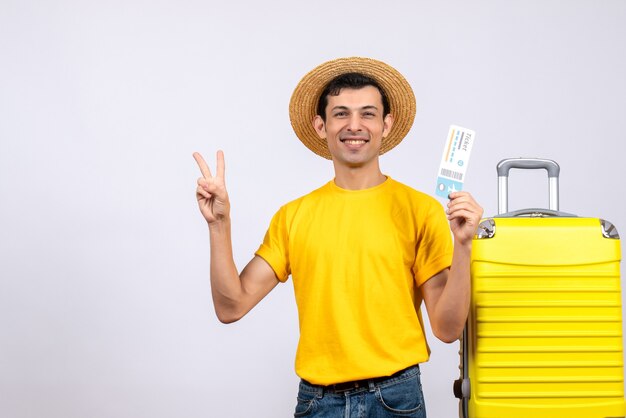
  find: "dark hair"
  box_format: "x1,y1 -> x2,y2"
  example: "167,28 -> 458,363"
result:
316,73 -> 390,122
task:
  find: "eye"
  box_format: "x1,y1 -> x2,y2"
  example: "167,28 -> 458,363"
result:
333,111 -> 348,117
362,112 -> 376,118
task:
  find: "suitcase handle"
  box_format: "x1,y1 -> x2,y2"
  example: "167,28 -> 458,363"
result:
493,208 -> 576,218
497,158 -> 560,178
497,158 -> 560,214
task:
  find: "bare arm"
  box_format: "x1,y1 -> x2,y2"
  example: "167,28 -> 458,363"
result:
194,151 -> 279,323
421,191 -> 483,343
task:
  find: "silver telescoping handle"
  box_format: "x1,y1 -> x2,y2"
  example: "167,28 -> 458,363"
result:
496,158 -> 560,214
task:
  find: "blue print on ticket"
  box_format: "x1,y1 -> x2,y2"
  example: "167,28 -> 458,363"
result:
435,125 -> 475,198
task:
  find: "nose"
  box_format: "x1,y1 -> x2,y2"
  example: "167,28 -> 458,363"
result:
347,114 -> 362,132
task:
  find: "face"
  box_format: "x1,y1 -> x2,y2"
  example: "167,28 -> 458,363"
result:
313,86 -> 393,169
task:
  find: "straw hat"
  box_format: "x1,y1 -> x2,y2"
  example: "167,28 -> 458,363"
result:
289,57 -> 416,159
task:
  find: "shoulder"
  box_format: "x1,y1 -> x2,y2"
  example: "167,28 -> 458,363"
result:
387,177 -> 443,209
274,181 -> 333,216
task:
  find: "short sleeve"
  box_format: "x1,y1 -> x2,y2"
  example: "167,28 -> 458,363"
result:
413,201 -> 454,286
255,206 -> 291,282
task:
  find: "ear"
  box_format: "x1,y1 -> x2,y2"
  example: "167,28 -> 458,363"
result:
382,113 -> 394,138
313,115 -> 326,139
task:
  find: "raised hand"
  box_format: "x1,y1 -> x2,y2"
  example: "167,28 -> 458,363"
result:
446,191 -> 483,247
193,150 -> 230,225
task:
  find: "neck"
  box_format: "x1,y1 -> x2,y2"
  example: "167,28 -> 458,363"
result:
332,163 -> 387,190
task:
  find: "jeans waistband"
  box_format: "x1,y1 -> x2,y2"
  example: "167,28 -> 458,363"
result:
301,364 -> 419,394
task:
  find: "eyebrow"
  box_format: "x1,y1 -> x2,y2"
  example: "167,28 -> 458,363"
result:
330,105 -> 380,112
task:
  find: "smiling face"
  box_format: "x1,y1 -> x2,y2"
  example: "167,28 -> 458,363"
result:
313,86 -> 394,170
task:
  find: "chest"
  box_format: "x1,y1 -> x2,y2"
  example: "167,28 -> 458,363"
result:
288,197 -> 418,266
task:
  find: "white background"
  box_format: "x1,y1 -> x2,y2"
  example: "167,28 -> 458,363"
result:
1,1 -> 625,417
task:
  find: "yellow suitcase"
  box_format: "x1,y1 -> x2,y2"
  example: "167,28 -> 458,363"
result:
454,158 -> 625,418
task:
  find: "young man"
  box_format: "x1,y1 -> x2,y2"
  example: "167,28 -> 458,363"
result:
194,57 -> 483,417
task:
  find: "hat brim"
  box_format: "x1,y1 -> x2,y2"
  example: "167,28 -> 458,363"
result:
289,57 -> 416,160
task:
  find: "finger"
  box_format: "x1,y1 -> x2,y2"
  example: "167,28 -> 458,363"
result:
193,152 -> 213,179
197,177 -> 212,192
447,207 -> 475,218
448,210 -> 482,224
448,196 -> 470,207
447,199 -> 481,213
448,191 -> 476,204
447,200 -> 480,213
448,191 -> 466,200
448,192 -> 480,208
216,150 -> 225,181
197,177 -> 223,196
448,208 -> 482,223
448,195 -> 481,210
448,207 -> 471,217
197,176 -> 212,186
196,185 -> 212,200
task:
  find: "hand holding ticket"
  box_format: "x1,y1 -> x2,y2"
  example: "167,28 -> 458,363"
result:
435,125 -> 475,198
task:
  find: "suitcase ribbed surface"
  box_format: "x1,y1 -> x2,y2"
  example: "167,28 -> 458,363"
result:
467,217 -> 625,417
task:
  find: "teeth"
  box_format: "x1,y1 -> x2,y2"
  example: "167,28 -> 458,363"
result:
344,140 -> 366,144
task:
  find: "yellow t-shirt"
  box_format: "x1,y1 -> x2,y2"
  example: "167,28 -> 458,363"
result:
255,177 -> 453,385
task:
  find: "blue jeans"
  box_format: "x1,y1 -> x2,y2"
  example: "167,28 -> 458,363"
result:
294,365 -> 426,418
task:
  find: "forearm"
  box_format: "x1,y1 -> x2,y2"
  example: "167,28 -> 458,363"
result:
208,219 -> 245,323
195,151 -> 271,323
425,190 -> 482,342
431,242 -> 472,342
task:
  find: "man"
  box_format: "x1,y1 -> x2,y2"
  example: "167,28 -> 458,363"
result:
194,57 -> 483,417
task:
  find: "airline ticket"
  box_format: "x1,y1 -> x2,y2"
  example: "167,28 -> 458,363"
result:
435,125 -> 475,198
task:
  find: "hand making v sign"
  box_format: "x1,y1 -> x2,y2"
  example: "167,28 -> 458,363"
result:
193,151 -> 230,226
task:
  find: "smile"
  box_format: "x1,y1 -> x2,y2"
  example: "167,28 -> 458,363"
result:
340,138 -> 369,145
